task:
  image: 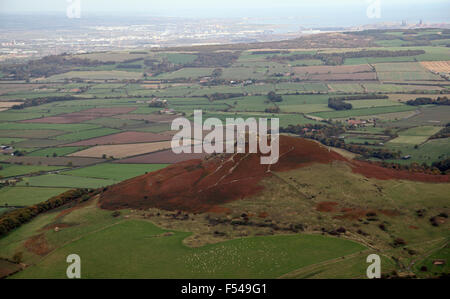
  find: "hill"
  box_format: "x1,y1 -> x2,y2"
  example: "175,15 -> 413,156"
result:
100,136 -> 448,212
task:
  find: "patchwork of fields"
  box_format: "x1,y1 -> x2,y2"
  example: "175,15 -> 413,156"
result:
0,28 -> 449,279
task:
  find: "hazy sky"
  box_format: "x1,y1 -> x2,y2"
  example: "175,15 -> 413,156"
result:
0,0 -> 449,24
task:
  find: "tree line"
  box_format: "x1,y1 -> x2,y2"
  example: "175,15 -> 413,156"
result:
11,96 -> 80,110
0,189 -> 96,237
406,96 -> 450,106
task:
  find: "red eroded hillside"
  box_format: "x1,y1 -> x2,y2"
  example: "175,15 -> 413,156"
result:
99,136 -> 449,212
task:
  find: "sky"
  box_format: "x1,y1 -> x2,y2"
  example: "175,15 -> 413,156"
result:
0,0 -> 449,25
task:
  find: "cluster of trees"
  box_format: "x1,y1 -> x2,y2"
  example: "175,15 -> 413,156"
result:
268,49 -> 425,66
211,68 -> 223,78
328,98 -> 352,110
148,101 -> 167,108
267,91 -> 283,102
0,54 -> 112,80
143,58 -> 182,76
330,94 -> 389,101
0,189 -> 95,237
432,158 -> 450,174
264,106 -> 280,113
406,96 -> 450,106
11,96 -> 79,110
208,92 -> 246,101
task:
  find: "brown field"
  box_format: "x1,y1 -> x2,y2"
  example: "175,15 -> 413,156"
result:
65,131 -> 173,146
420,61 -> 450,73
22,107 -> 137,124
0,259 -> 22,278
141,84 -> 161,89
293,64 -> 373,75
115,145 -> 207,164
5,156 -> 104,166
68,141 -> 173,158
115,113 -> 179,123
0,101 -> 24,108
23,113 -> 96,124
0,83 -> 52,95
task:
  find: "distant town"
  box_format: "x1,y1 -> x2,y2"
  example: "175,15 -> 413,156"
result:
1,14 -> 449,63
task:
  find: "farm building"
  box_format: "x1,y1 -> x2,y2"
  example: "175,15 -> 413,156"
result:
432,259 -> 446,265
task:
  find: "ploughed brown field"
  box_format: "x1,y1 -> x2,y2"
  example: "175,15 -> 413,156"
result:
68,141 -> 173,158
22,107 -> 137,124
420,60 -> 450,73
114,113 -> 179,123
65,131 -> 173,146
115,148 -> 208,164
100,136 -> 449,213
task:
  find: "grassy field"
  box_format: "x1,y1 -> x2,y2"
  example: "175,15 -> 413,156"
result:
312,105 -> 417,119
12,219 -> 366,278
344,99 -> 402,109
384,137 -> 449,165
414,245 -> 449,278
0,164 -> 64,178
16,174 -> 116,188
27,147 -> 86,157
63,163 -> 168,181
155,68 -> 214,79
390,106 -> 450,127
54,128 -> 120,141
0,186 -> 69,206
0,137 -> 25,145
388,126 -> 442,145
0,122 -> 100,132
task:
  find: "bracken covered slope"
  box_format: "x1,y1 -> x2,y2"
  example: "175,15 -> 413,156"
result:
99,136 -> 449,212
